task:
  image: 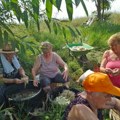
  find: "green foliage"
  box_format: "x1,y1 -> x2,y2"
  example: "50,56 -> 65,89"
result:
38,103 -> 66,120
68,61 -> 80,72
0,105 -> 14,120
0,13 -> 120,120
78,17 -> 120,49
0,0 -> 88,45
68,61 -> 83,81
46,0 -> 52,21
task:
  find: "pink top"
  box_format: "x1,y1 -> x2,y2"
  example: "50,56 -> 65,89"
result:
105,51 -> 120,87
39,52 -> 60,78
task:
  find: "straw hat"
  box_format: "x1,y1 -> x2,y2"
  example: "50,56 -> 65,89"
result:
0,43 -> 19,54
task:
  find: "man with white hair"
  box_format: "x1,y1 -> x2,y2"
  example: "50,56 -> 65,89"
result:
63,72 -> 120,120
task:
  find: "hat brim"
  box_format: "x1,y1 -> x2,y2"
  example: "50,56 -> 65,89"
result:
83,72 -> 120,97
106,85 -> 120,97
0,49 -> 19,54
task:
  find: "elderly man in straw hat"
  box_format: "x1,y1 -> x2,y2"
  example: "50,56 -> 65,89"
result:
63,72 -> 120,120
0,43 -> 28,107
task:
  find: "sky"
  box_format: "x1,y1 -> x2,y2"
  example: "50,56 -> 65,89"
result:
51,0 -> 120,19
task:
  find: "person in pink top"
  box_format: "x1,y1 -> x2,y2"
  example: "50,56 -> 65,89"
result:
100,32 -> 120,87
32,41 -> 69,92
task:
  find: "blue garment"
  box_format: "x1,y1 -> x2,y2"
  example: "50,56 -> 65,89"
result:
0,54 -> 21,78
0,54 -> 21,74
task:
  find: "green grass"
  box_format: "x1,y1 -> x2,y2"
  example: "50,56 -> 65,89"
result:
1,12 -> 120,120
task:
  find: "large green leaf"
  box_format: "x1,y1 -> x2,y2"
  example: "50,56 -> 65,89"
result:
44,20 -> 51,33
53,22 -> 57,34
80,0 -> 88,16
46,0 -> 52,20
4,30 -> 8,43
74,0 -> 81,7
27,43 -> 36,54
0,21 -> 14,36
75,28 -> 81,35
50,0 -> 62,11
37,19 -> 40,32
62,26 -> 66,39
65,0 -> 73,20
0,27 -> 3,47
55,22 -> 62,31
22,10 -> 28,28
32,0 -> 39,15
56,0 -> 62,10
42,0 -> 45,3
10,0 -> 22,22
2,0 -> 10,10
67,26 -> 77,38
19,43 -> 26,54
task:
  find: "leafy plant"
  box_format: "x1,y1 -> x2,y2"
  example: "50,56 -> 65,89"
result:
0,105 -> 14,120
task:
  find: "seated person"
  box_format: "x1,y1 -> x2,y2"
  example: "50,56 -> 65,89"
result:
100,32 -> 120,87
63,72 -> 120,120
32,41 -> 69,92
0,43 -> 28,107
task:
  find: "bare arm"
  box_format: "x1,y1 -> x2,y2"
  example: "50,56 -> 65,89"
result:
0,67 -> 28,84
55,53 -> 69,81
100,51 -> 108,72
2,77 -> 24,84
104,97 -> 120,111
31,55 -> 41,86
113,97 -> 120,111
100,50 -> 112,74
18,67 -> 26,77
68,104 -> 98,120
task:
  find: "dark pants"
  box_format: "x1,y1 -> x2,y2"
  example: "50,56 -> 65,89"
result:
0,83 -> 24,108
40,73 -> 69,88
98,109 -> 103,120
0,85 -> 7,107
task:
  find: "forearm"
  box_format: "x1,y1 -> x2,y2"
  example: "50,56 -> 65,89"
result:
32,68 -> 37,80
19,67 -> 26,77
32,56 -> 40,80
114,97 -> 120,111
2,77 -> 16,84
64,64 -> 68,71
100,67 -> 106,73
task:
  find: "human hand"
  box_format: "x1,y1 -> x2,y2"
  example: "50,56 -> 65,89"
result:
33,79 -> 39,87
112,68 -> 120,76
62,69 -> 68,81
105,97 -> 120,111
113,97 -> 120,111
15,78 -> 24,84
21,75 -> 29,84
104,98 -> 116,109
105,68 -> 113,74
